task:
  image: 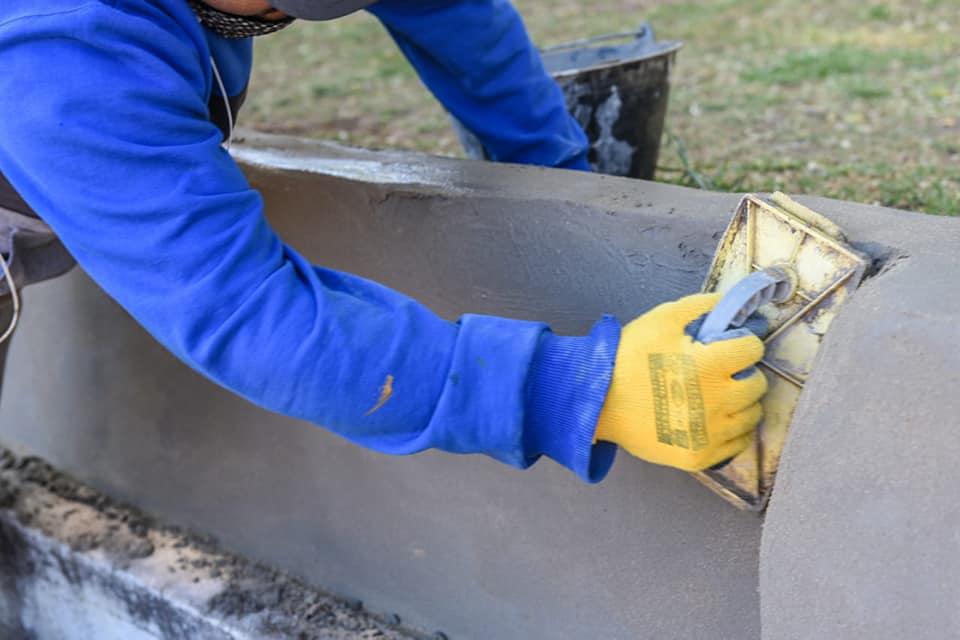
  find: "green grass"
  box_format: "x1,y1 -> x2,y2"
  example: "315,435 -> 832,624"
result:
866,5 -> 893,21
675,160 -> 960,216
741,46 -> 928,85
842,79 -> 892,99
246,0 -> 960,215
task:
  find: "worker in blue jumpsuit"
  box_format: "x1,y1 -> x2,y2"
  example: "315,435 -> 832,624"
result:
0,0 -> 767,483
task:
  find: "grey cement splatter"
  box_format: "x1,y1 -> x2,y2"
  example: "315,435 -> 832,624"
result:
588,85 -> 635,176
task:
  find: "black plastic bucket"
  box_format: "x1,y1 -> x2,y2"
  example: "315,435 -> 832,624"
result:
453,24 -> 682,180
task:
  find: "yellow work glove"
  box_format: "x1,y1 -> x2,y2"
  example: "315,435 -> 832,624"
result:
595,293 -> 767,471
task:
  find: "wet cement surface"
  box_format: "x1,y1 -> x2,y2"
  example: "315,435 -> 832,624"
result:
757,197 -> 960,639
0,131 -> 957,638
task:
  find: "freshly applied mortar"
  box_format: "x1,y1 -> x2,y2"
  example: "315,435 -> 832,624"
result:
757,197 -> 960,639
0,131 -> 956,639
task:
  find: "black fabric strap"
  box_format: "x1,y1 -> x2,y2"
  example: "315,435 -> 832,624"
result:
0,172 -> 36,219
209,84 -> 248,142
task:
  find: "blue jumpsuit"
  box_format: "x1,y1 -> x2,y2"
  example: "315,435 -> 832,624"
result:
0,0 -> 619,482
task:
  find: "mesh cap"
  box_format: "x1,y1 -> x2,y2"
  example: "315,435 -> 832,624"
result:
271,0 -> 375,20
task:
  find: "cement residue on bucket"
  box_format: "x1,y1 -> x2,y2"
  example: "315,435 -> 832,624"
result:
453,23 -> 682,180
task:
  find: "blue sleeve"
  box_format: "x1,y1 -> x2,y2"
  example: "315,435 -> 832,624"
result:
368,0 -> 591,171
0,2 -> 615,482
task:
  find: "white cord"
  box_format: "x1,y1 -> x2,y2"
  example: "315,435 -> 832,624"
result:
210,56 -> 234,149
0,252 -> 20,344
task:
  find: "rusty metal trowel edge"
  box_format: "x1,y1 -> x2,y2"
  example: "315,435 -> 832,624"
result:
692,193 -> 869,512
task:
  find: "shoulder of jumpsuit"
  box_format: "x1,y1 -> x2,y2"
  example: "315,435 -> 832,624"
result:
0,1 -> 251,101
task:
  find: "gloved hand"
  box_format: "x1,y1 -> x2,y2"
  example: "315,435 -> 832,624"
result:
595,293 -> 767,471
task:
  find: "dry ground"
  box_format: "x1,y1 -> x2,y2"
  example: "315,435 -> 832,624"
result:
245,0 -> 960,215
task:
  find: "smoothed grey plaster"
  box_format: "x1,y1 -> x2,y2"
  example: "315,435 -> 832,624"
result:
759,200 -> 960,639
1,132 -> 957,639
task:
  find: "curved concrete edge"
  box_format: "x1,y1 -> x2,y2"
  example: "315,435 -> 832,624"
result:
760,207 -> 960,638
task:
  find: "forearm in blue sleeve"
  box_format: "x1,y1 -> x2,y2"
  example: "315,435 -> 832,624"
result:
369,0 -> 591,170
0,3 -> 612,480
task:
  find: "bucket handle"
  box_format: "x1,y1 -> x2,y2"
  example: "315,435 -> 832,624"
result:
539,23 -> 653,54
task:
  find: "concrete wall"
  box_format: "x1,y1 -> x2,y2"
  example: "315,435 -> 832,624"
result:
1,132 -> 957,638
759,197 -> 960,639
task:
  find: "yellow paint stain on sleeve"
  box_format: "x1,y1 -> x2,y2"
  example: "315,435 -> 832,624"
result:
365,374 -> 394,416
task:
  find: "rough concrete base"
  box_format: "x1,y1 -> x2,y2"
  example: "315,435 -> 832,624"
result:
0,450 -> 424,640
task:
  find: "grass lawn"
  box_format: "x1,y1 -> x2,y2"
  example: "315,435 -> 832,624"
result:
245,0 -> 960,215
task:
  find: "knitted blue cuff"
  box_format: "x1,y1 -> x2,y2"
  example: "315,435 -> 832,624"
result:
523,316 -> 621,483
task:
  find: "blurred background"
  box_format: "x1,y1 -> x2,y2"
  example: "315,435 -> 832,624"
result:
246,0 -> 959,215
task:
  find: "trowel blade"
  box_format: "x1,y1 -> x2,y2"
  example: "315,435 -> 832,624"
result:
693,193 -> 868,511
